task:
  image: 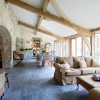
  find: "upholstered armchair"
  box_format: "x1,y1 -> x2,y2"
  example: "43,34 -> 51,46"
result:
13,51 -> 24,66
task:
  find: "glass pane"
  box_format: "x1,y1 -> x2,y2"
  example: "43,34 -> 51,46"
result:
77,37 -> 82,56
72,39 -> 76,56
83,37 -> 90,56
94,34 -> 100,61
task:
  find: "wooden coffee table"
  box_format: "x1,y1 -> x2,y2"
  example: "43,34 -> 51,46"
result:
76,75 -> 100,91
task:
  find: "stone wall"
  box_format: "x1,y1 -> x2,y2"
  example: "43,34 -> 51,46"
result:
0,0 -> 21,68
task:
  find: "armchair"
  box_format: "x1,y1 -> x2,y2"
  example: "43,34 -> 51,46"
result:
13,51 -> 24,67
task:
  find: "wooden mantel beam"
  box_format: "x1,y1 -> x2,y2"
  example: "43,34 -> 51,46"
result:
18,21 -> 64,40
35,0 -> 50,34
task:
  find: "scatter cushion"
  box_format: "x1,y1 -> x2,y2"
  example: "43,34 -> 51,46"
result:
92,59 -> 100,67
63,57 -> 74,68
79,61 -> 87,68
65,68 -> 81,76
62,61 -> 70,70
56,57 -> 64,64
85,57 -> 92,67
73,57 -> 85,68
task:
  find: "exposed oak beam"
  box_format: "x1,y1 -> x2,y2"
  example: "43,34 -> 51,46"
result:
35,0 -> 50,34
51,0 -> 92,52
90,27 -> 100,32
6,0 -> 91,34
6,0 -> 92,51
18,21 -> 64,40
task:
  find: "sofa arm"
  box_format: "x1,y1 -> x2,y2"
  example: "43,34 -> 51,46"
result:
89,88 -> 100,100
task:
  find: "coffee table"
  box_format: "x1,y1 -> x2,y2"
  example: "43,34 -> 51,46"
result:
76,75 -> 100,91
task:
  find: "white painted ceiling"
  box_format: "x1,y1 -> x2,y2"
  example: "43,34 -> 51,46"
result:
10,0 -> 100,38
41,20 -> 77,37
47,2 -> 61,17
20,0 -> 45,8
37,32 -> 56,43
11,4 -> 39,27
55,0 -> 100,29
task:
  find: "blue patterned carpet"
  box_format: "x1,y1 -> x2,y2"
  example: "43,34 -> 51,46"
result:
3,59 -> 88,100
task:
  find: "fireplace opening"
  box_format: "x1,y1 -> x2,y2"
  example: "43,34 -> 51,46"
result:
0,26 -> 11,69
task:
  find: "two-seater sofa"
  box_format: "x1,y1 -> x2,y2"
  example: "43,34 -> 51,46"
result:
53,56 -> 100,85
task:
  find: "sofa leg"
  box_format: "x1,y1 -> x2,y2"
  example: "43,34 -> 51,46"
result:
77,83 -> 79,90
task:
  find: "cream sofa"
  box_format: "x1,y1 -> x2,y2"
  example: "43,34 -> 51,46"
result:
0,69 -> 5,99
53,56 -> 100,85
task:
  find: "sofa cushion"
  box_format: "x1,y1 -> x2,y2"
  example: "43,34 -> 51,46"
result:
79,60 -> 87,68
85,57 -> 92,67
63,57 -> 74,68
80,68 -> 95,75
56,57 -> 64,64
92,59 -> 100,67
93,67 -> 100,73
73,57 -> 85,68
65,68 -> 81,76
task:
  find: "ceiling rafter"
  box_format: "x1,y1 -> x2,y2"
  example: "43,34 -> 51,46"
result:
50,0 -> 92,52
18,21 -> 64,40
35,0 -> 50,34
5,0 -> 91,34
6,0 -> 92,51
90,27 -> 100,32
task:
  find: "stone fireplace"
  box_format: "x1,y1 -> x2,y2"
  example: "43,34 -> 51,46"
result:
0,25 -> 11,69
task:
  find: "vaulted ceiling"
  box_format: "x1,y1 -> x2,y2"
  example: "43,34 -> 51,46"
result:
7,0 -> 100,40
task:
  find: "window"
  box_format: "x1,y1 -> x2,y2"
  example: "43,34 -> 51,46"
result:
94,34 -> 100,61
72,39 -> 76,56
71,37 -> 82,56
83,37 -> 90,56
76,37 -> 82,56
